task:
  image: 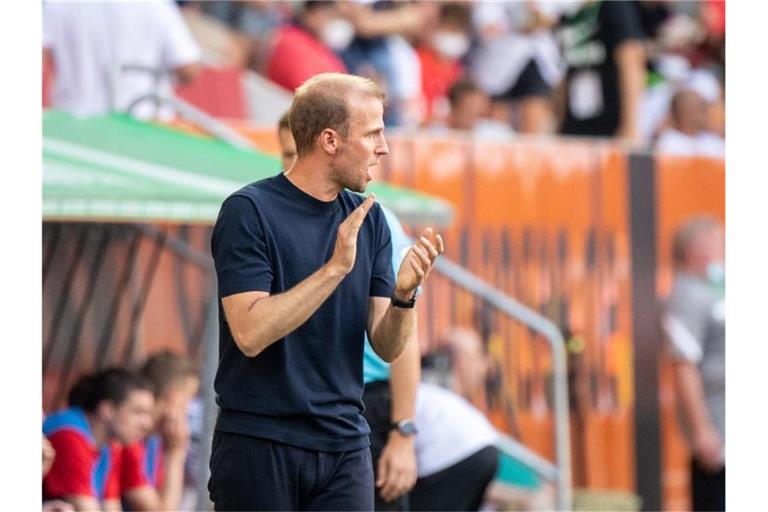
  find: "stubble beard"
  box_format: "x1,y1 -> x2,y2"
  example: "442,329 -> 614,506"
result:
330,156 -> 367,193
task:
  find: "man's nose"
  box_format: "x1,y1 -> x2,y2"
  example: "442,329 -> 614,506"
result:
377,135 -> 389,155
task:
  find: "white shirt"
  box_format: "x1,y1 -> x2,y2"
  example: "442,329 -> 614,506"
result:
655,129 -> 725,158
414,382 -> 500,477
43,1 -> 200,119
470,2 -> 563,95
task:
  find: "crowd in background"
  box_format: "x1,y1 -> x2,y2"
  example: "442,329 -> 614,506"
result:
43,0 -> 726,156
178,0 -> 725,155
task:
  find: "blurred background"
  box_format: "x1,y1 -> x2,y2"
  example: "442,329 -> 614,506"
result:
41,1 -> 725,511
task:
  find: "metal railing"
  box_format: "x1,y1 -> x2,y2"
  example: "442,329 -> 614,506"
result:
432,256 -> 572,510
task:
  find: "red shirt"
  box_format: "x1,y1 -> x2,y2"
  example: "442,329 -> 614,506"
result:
120,435 -> 165,492
43,429 -> 121,501
266,25 -> 347,92
416,46 -> 463,124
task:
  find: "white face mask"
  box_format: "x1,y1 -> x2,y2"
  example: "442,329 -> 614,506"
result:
321,18 -> 355,51
706,262 -> 725,287
431,31 -> 470,60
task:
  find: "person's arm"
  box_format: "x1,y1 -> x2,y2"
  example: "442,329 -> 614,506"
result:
101,500 -> 121,512
376,339 -> 420,502
121,414 -> 188,511
338,2 -> 437,39
44,431 -> 103,511
672,359 -> 724,471
614,40 -> 646,145
61,496 -> 102,511
157,407 -> 189,511
223,195 -> 377,357
368,228 -> 444,362
43,436 -> 56,477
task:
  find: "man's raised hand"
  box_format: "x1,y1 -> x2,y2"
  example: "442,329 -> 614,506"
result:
395,227 -> 445,300
329,194 -> 376,275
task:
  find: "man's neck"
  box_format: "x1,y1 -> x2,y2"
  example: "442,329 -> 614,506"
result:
284,157 -> 341,202
84,412 -> 109,447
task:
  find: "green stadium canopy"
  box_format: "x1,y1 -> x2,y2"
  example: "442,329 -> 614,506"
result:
43,111 -> 454,226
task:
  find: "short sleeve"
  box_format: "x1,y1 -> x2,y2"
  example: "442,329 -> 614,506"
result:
119,442 -> 150,492
369,205 -> 395,298
212,195 -> 274,297
663,293 -> 707,363
43,430 -> 97,499
158,1 -> 201,69
601,1 -> 645,51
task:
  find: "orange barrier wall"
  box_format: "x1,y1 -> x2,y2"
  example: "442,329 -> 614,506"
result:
382,135 -> 637,492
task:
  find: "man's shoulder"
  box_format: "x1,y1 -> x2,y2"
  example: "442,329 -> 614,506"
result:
668,274 -> 717,312
225,176 -> 282,205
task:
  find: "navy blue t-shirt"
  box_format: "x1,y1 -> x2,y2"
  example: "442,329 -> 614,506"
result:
210,173 -> 394,452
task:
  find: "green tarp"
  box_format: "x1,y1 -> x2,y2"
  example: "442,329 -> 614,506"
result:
43,111 -> 454,226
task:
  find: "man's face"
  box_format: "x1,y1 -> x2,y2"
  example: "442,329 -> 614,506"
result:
278,127 -> 297,171
106,390 -> 155,445
156,376 -> 200,426
330,95 -> 389,193
451,90 -> 490,131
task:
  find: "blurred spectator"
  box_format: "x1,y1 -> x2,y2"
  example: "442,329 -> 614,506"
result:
339,1 -> 439,126
277,111 -> 297,172
199,1 -> 293,71
177,3 -> 251,69
410,382 -> 500,511
43,368 -> 155,511
43,435 -> 56,477
662,217 -> 725,511
440,327 -> 491,408
446,79 -> 490,131
42,435 -> 76,512
42,1 -> 201,119
655,85 -> 724,157
557,1 -> 646,145
120,351 -> 200,511
470,1 -> 563,134
424,326 -> 516,434
415,2 -> 472,126
265,1 -> 349,91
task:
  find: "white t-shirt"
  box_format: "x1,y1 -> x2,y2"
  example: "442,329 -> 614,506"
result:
43,1 -> 200,119
470,2 -> 563,95
414,382 -> 500,477
655,129 -> 725,158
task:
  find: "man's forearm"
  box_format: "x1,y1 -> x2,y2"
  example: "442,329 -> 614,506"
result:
615,41 -> 645,138
229,264 -> 346,357
388,336 -> 420,421
370,304 -> 416,363
674,361 -> 716,435
159,451 -> 186,511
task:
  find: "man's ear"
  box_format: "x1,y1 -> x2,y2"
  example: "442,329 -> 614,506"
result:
96,401 -> 116,423
319,128 -> 340,155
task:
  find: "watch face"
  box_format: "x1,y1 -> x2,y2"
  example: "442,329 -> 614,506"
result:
397,419 -> 417,436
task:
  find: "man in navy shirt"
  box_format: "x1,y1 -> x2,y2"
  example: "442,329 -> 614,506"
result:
208,72 -> 444,511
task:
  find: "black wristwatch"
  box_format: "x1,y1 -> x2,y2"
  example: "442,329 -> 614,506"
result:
390,418 -> 418,436
391,288 -> 420,309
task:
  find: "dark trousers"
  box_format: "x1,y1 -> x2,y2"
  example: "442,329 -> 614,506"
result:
208,431 -> 374,511
691,459 -> 725,511
409,445 -> 499,512
363,380 -> 409,511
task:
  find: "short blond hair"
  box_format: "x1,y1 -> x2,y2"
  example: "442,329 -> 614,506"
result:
288,73 -> 386,157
